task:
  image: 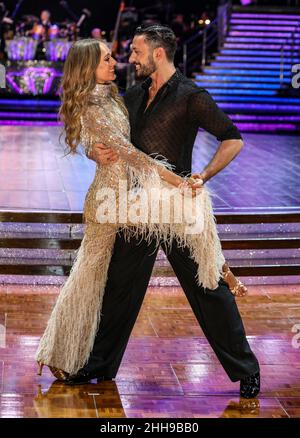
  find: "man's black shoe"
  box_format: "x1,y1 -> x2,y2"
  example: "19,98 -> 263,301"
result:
240,371 -> 260,399
65,369 -> 113,386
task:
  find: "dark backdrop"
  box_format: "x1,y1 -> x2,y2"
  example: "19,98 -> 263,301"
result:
2,0 -> 219,35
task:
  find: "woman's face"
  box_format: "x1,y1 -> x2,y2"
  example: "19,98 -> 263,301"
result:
95,43 -> 117,83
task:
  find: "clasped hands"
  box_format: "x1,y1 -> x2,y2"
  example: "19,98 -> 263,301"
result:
89,142 -> 205,196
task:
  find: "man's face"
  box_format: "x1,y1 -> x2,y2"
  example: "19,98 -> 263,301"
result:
129,35 -> 157,78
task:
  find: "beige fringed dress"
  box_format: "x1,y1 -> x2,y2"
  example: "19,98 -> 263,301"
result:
35,83 -> 225,375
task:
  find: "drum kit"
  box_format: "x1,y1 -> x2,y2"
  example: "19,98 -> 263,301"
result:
5,15 -> 77,62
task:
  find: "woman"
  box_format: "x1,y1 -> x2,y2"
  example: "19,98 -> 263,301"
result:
35,39 -> 246,381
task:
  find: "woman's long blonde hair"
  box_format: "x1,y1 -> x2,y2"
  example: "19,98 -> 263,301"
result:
59,38 -> 127,153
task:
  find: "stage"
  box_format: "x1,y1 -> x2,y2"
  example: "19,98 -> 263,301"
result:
0,0 -> 300,421
0,126 -> 299,213
0,128 -> 299,418
0,283 -> 299,418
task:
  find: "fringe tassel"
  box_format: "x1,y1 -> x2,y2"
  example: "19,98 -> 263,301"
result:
121,164 -> 224,289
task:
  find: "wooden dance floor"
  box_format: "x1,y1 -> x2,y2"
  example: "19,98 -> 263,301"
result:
0,283 -> 299,418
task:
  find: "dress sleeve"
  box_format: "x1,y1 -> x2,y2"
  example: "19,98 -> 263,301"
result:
187,89 -> 242,142
80,105 -> 170,174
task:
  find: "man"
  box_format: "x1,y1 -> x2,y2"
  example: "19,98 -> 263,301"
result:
67,25 -> 260,399
40,10 -> 52,27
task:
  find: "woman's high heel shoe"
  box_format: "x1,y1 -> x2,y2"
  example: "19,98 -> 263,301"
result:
37,362 -> 69,381
222,263 -> 248,297
37,362 -> 44,376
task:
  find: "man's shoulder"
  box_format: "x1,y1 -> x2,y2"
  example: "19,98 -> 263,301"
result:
177,75 -> 208,97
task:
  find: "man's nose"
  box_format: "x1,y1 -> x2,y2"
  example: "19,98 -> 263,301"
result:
128,53 -> 134,64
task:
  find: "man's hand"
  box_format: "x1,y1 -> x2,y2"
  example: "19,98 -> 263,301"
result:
88,143 -> 119,165
189,173 -> 205,196
178,174 -> 205,198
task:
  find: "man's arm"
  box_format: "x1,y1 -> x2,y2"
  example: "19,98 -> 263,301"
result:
194,138 -> 243,183
188,90 -> 244,184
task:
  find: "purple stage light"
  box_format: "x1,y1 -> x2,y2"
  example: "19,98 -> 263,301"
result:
197,75 -> 289,83
0,99 -> 59,106
222,50 -> 298,55
0,112 -> 58,119
214,96 -> 300,103
198,82 -> 279,89
229,32 -> 300,38
225,44 -> 300,49
203,69 -> 290,76
218,56 -> 299,62
5,67 -> 62,95
232,13 -> 300,19
235,123 -> 297,131
0,121 -> 61,126
229,114 -> 300,121
210,62 -> 291,68
24,67 -> 56,94
240,0 -> 252,5
207,89 -> 276,95
5,74 -> 23,94
231,20 -> 300,26
5,38 -> 38,61
227,37 -> 300,43
231,26 -> 298,31
218,103 -> 300,111
44,40 -> 72,62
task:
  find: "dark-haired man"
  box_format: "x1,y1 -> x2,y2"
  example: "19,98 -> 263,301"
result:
67,25 -> 260,399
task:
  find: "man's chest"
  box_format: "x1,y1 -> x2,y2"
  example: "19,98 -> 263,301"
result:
128,93 -> 188,136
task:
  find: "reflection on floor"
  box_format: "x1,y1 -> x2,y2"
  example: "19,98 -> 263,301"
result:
0,283 -> 299,418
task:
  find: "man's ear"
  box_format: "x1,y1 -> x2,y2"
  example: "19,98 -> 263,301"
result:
154,47 -> 164,61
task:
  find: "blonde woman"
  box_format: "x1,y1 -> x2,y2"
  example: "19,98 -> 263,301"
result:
35,38 -> 247,383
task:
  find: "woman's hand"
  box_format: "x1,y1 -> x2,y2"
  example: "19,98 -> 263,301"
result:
178,175 -> 204,197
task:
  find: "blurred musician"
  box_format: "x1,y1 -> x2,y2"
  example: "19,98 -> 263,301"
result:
31,10 -> 52,41
40,10 -> 52,27
91,28 -> 102,39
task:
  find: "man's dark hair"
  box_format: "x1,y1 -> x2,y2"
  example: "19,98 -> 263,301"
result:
134,24 -> 177,62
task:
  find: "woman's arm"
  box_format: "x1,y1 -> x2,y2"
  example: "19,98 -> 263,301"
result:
158,166 -> 183,187
80,107 -> 184,188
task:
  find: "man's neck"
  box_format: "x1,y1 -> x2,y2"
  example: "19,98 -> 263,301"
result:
149,65 -> 176,92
